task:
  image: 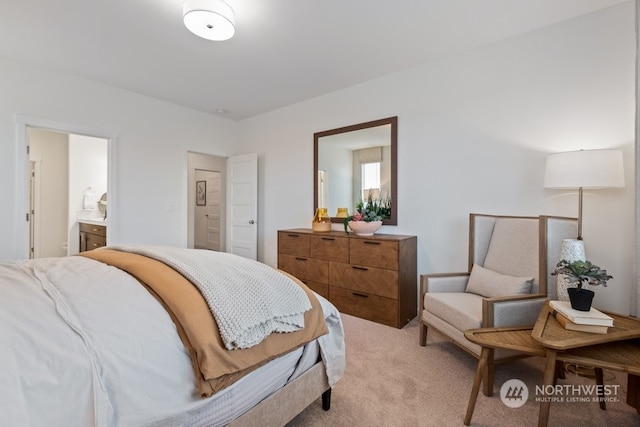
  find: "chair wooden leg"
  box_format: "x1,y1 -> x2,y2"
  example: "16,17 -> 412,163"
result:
482,349 -> 495,397
594,368 -> 606,410
419,323 -> 427,346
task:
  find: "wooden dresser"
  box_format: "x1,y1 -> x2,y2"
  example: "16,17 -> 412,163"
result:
278,228 -> 417,328
79,222 -> 107,252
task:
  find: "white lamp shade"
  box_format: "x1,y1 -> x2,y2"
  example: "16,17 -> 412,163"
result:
543,149 -> 625,189
183,0 -> 235,41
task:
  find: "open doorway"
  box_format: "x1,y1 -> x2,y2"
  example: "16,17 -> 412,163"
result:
194,169 -> 222,250
188,152 -> 226,251
15,115 -> 115,260
28,128 -> 108,258
187,151 -> 259,260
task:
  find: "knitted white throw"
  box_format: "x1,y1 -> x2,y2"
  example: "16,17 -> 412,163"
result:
108,245 -> 311,350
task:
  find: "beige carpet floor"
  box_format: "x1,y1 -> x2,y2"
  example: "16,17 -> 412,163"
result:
287,314 -> 640,427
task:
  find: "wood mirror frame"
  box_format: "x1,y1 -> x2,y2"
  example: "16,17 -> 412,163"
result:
314,116 -> 397,225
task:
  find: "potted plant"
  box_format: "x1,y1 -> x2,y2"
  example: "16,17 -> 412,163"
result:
343,192 -> 391,236
552,259 -> 612,311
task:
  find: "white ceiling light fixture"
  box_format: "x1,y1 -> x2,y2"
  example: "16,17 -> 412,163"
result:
183,0 -> 235,41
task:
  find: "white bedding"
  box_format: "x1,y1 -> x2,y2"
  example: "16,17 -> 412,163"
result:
108,245 -> 312,350
0,255 -> 345,427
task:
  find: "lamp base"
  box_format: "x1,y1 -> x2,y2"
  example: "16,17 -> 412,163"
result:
557,239 -> 586,301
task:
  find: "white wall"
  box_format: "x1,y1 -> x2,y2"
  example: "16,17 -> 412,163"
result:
69,134 -> 108,254
0,55 -> 239,259
0,3 -> 635,314
238,3 -> 635,314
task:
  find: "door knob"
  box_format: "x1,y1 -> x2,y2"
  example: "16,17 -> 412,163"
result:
249,219 -> 257,224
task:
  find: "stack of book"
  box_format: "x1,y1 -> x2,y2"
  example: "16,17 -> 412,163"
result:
548,300 -> 614,334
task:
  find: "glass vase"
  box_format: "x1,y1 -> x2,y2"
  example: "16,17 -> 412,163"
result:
312,208 -> 331,232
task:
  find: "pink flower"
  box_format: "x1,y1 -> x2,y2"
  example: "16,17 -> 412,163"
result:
352,213 -> 364,221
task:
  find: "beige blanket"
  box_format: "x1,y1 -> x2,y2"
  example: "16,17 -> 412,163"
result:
80,249 -> 329,397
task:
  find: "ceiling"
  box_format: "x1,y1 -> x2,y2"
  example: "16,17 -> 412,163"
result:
0,0 -> 629,121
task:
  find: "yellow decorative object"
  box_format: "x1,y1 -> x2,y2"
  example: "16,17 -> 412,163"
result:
335,207 -> 349,218
312,208 -> 331,232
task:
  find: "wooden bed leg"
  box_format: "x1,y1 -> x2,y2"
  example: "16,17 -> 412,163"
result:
322,388 -> 332,411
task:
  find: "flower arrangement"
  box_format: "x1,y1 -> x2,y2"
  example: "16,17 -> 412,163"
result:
552,259 -> 613,290
343,192 -> 391,233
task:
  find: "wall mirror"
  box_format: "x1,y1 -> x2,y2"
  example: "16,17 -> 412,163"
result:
314,116 -> 397,225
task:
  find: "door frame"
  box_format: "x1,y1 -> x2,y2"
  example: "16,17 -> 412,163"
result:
14,114 -> 117,259
29,159 -> 42,259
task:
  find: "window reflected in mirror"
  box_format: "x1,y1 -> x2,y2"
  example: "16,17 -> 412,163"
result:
314,117 -> 397,225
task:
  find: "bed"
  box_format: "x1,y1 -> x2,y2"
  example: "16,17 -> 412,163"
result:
0,245 -> 345,427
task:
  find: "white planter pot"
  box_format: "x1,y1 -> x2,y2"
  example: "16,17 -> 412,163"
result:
347,220 -> 382,236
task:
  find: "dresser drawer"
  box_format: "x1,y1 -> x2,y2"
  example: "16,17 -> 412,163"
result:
79,222 -> 106,237
302,281 -> 329,300
278,229 -> 417,329
278,254 -> 328,283
310,235 -> 348,262
84,233 -> 106,250
329,286 -> 398,327
278,231 -> 310,257
350,239 -> 398,270
329,262 -> 398,299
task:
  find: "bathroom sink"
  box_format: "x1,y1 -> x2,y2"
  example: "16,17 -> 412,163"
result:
78,218 -> 106,224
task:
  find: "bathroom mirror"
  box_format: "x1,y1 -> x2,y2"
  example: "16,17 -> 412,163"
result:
314,116 -> 397,224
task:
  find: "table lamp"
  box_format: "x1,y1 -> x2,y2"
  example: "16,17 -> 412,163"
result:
543,149 -> 625,240
544,149 -> 624,377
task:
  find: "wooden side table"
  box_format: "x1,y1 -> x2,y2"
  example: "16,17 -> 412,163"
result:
628,374 -> 640,413
463,326 -> 545,426
531,303 -> 640,426
464,302 -> 640,427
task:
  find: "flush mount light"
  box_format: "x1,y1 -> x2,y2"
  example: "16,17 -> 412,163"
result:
183,0 -> 235,41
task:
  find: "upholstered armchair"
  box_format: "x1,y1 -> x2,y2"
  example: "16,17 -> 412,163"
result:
419,213 -> 577,396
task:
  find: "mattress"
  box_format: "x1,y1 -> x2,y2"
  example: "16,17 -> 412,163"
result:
0,253 -> 345,426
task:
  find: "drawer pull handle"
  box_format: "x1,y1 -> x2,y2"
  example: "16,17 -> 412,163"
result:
295,257 -> 307,261
363,241 -> 381,245
321,237 -> 335,241
352,292 -> 368,298
352,266 -> 368,271
287,234 -> 300,238
92,228 -> 99,232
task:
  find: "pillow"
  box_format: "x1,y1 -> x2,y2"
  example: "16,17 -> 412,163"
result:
482,218 -> 539,280
465,263 -> 534,298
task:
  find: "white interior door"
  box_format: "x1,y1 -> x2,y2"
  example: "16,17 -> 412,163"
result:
226,153 -> 258,259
